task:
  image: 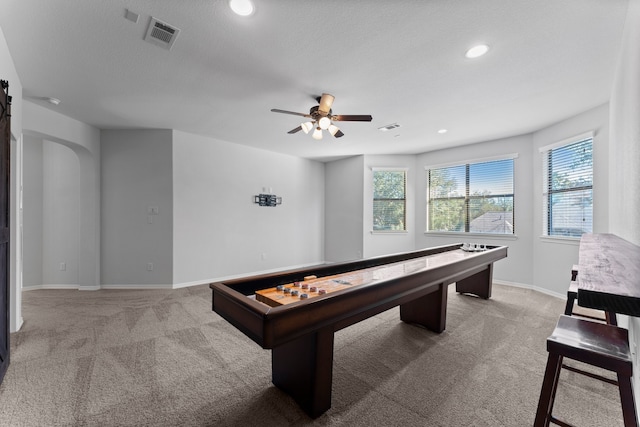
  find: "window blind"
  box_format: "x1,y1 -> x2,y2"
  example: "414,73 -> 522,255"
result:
427,158 -> 514,234
542,137 -> 593,237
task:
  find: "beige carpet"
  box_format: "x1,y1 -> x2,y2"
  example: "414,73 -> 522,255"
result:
0,284 -> 625,426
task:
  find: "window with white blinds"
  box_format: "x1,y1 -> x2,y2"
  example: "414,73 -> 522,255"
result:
541,136 -> 593,238
373,169 -> 406,231
426,157 -> 515,234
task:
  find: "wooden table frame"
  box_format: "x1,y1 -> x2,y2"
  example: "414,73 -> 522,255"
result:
210,243 -> 508,418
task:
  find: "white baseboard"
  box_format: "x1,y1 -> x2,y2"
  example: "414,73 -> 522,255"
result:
100,284 -> 173,290
22,284 -> 80,291
493,279 -> 565,300
22,283 -> 172,291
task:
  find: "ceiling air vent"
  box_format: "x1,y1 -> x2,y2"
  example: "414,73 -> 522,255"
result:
144,17 -> 180,50
378,123 -> 401,132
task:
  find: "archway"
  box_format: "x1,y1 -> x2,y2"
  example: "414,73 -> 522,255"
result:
22,130 -> 99,290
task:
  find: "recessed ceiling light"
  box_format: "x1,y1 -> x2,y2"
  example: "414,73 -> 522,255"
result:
437,129 -> 448,134
465,44 -> 489,59
47,97 -> 61,105
229,0 -> 254,16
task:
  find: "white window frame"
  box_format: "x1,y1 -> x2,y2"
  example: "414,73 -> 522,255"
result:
425,154 -> 517,236
539,131 -> 594,240
372,167 -> 408,233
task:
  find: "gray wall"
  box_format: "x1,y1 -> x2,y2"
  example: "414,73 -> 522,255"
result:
609,0 -> 640,408
172,130 -> 325,285
101,129 -> 173,287
22,101 -> 101,291
1,25 -> 24,331
23,137 -> 84,289
325,156 -> 364,262
22,136 -> 42,288
42,140 -> 80,286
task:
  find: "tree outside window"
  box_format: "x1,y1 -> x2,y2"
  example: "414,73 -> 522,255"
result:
373,170 -> 406,231
427,158 -> 514,234
543,137 -> 592,237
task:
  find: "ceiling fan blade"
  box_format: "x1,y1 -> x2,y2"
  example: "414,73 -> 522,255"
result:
271,108 -> 311,118
333,129 -> 345,138
332,114 -> 373,122
317,93 -> 335,115
288,126 -> 302,134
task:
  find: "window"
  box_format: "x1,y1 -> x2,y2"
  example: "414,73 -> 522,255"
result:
541,134 -> 593,238
373,169 -> 406,231
426,157 -> 515,234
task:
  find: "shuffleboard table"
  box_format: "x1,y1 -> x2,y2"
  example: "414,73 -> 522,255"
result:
210,243 -> 508,418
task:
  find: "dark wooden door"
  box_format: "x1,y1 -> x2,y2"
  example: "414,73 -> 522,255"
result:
0,80 -> 11,385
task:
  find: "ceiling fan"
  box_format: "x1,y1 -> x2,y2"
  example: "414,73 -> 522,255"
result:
271,93 -> 373,140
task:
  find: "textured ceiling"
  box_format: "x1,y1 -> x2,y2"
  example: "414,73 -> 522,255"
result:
0,0 -> 629,161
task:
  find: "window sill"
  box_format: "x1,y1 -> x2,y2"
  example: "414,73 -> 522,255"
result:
423,231 -> 518,240
371,230 -> 408,235
539,236 -> 580,245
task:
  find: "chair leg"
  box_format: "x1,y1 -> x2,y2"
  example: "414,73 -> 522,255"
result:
617,373 -> 638,427
564,294 -> 576,316
535,352 -> 563,427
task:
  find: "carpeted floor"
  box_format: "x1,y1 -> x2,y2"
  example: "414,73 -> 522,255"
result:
0,284 -> 625,426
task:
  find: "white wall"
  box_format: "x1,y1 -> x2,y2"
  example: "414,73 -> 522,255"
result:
42,141 -> 80,286
610,0 -> 640,246
609,0 -> 640,411
415,135 -> 534,287
325,156 -> 364,262
1,25 -> 23,332
23,102 -> 100,290
101,129 -> 173,287
0,26 -> 22,135
531,104 -> 610,296
22,136 -> 42,288
172,130 -> 325,285
363,155 -> 416,258
22,136 -> 85,289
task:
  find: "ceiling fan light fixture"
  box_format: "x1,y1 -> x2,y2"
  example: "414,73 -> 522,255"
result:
318,116 -> 331,130
301,121 -> 314,134
328,124 -> 340,136
312,127 -> 323,140
229,0 -> 254,16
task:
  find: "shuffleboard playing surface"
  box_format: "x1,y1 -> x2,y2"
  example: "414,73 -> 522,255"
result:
254,254 -> 464,307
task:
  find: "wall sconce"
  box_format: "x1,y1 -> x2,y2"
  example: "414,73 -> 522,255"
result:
254,193 -> 282,207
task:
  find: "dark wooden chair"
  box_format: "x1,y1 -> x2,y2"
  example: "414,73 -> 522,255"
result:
534,315 -> 637,427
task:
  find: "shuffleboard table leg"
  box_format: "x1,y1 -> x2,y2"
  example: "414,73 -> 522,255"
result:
399,282 -> 447,333
271,326 -> 335,418
456,264 -> 493,299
